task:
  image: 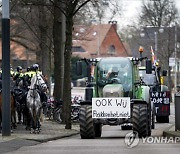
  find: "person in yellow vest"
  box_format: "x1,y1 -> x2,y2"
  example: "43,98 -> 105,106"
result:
32,64 -> 42,75
0,66 -> 15,79
10,65 -> 15,78
30,64 -> 48,105
24,64 -> 41,79
12,66 -> 25,124
13,66 -> 24,86
24,66 -> 34,81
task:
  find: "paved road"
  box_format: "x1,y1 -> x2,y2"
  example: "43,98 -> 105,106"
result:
71,87 -> 85,99
4,89 -> 176,154
5,110 -> 177,154
6,123 -> 179,154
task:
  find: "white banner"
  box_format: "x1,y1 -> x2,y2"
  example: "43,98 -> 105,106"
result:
169,58 -> 176,67
92,97 -> 131,118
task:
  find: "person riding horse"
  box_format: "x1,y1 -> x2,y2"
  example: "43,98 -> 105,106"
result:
26,64 -> 48,104
26,65 -> 48,133
13,66 -> 30,124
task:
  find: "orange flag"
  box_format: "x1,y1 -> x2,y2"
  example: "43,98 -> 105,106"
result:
150,46 -> 156,65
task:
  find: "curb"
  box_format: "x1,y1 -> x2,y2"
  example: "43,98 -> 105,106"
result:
0,131 -> 80,154
163,124 -> 180,138
26,131 -> 80,143
163,131 -> 180,138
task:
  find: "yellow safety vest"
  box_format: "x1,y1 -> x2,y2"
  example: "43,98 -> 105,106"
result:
24,71 -> 36,78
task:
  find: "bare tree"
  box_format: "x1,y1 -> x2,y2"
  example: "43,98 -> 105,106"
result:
38,0 -> 52,85
139,0 -> 179,90
4,1 -> 39,66
52,0 -> 65,109
62,0 -> 92,129
75,0 -> 122,24
140,0 -> 178,27
50,0 -> 123,129
9,0 -> 53,89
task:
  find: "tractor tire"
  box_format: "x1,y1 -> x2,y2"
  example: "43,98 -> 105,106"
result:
148,105 -> 152,136
151,106 -> 155,129
132,104 -> 149,138
147,101 -> 152,136
79,105 -> 95,139
94,123 -> 102,137
121,125 -> 132,130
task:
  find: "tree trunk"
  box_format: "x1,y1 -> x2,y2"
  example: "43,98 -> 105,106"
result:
53,0 -> 64,102
39,4 -> 51,89
63,15 -> 73,129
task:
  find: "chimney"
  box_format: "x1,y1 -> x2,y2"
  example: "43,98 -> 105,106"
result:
108,21 -> 117,31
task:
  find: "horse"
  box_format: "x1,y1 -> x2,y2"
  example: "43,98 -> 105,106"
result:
26,73 -> 47,133
13,76 -> 30,125
0,80 -> 17,133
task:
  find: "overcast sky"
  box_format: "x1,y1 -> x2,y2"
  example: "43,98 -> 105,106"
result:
116,0 -> 180,28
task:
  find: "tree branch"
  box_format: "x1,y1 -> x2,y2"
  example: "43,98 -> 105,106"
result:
73,0 -> 92,16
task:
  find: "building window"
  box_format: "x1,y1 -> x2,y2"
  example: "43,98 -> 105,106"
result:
108,45 -> 116,54
72,46 -> 85,52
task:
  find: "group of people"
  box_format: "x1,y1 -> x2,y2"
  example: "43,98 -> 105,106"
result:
13,64 -> 42,83
0,64 -> 48,126
0,64 -> 43,90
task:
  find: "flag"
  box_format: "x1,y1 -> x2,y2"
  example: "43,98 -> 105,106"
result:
150,46 -> 156,65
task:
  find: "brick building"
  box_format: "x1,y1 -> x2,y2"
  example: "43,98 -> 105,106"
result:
72,24 -> 130,58
0,41 -> 36,69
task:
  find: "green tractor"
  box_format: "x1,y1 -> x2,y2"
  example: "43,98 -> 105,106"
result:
139,63 -> 170,123
76,57 -> 154,138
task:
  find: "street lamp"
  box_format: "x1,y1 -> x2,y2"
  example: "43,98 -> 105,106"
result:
140,27 -> 164,60
2,0 -> 11,136
154,28 -> 164,59
154,31 -> 157,54
174,24 -> 177,92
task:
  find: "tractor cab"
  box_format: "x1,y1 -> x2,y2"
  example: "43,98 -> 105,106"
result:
95,57 -> 133,98
139,66 -> 156,86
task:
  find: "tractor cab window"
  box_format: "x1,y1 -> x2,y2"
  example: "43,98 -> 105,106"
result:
97,58 -> 133,93
139,69 -> 156,86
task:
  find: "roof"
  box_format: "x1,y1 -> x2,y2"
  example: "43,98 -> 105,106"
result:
72,24 -> 128,58
73,24 -> 111,54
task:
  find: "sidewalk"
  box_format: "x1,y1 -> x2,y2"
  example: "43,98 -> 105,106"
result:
0,119 -> 79,153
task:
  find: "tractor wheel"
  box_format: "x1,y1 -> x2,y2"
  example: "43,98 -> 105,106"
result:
94,123 -> 102,137
79,105 -> 95,139
151,106 -> 155,129
146,101 -> 153,136
121,125 -> 132,130
132,104 -> 149,138
148,104 -> 152,136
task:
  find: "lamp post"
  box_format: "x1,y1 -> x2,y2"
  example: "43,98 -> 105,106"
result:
154,28 -> 164,59
140,27 -> 164,59
154,31 -> 158,57
174,24 -> 177,92
2,0 -> 11,136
